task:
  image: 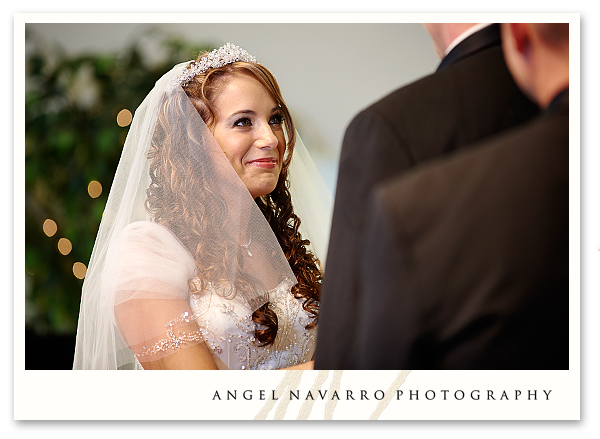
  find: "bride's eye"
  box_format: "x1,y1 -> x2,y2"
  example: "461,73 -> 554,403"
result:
233,117 -> 252,127
269,113 -> 284,126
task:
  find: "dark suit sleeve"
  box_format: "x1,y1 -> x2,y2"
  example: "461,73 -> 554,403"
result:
314,107 -> 414,370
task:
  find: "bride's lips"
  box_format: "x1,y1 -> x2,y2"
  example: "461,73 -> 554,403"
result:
246,158 -> 278,169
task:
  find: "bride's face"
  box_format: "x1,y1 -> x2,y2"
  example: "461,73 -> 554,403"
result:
211,74 -> 286,199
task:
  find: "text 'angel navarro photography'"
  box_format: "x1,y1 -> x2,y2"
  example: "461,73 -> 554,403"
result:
211,388 -> 554,402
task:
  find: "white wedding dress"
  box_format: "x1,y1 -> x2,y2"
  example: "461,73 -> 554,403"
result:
109,221 -> 316,370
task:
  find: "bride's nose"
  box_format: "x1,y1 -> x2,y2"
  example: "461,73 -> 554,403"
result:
255,122 -> 278,149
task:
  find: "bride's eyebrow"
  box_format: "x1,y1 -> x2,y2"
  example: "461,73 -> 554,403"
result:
228,110 -> 255,119
228,107 -> 281,119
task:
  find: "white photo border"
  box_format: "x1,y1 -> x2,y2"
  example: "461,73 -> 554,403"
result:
14,12 -> 581,422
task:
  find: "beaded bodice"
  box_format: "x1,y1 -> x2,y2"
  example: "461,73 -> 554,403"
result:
111,221 -> 316,370
188,278 -> 316,370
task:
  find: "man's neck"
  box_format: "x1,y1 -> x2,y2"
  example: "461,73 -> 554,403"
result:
534,52 -> 569,109
444,23 -> 492,56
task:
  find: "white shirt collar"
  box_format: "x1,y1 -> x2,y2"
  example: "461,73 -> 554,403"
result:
444,23 -> 493,57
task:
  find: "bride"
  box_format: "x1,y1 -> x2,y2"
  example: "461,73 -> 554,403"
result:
73,43 -> 331,370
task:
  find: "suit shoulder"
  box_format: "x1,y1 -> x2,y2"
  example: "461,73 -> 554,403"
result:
379,110 -> 568,207
363,71 -> 438,114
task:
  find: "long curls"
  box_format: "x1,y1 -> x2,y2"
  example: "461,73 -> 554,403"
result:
148,54 -> 320,347
256,173 -> 322,331
146,92 -> 244,294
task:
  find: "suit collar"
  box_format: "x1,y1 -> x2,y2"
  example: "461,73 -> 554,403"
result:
437,23 -> 501,72
546,88 -> 569,115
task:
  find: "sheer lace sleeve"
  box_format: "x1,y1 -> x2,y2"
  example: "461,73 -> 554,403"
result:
105,221 -> 208,366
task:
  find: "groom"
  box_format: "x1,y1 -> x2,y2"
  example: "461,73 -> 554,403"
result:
355,23 -> 570,369
315,23 -> 540,370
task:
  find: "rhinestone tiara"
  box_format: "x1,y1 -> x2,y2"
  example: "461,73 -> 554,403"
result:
169,43 -> 257,91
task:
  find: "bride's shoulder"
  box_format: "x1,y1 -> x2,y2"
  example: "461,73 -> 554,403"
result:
114,221 -> 191,262
107,221 -> 195,276
122,220 -> 169,235
120,221 -> 179,245
106,221 -> 195,294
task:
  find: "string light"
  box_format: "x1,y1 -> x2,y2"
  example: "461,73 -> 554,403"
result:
43,219 -> 57,237
88,180 -> 102,198
116,109 -> 132,127
58,238 -> 72,255
73,262 -> 87,279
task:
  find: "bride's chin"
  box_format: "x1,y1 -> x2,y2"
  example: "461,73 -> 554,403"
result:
248,179 -> 279,199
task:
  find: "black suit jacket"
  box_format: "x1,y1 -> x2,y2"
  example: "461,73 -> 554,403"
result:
356,90 -> 569,369
315,24 -> 540,369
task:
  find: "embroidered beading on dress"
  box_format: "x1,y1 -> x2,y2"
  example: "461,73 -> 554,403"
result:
188,278 -> 316,370
136,311 -> 204,357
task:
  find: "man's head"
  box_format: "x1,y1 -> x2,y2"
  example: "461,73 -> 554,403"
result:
501,23 -> 569,108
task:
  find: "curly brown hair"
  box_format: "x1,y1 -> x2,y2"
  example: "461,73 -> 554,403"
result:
146,54 -> 321,346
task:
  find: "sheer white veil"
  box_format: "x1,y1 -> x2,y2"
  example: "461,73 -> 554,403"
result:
73,60 -> 332,370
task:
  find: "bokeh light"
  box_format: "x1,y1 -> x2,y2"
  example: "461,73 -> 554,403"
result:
87,180 -> 102,198
73,262 -> 87,279
42,219 -> 57,237
57,238 -> 72,255
116,109 -> 133,127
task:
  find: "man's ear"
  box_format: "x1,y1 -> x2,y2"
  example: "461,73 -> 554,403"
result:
509,23 -> 533,60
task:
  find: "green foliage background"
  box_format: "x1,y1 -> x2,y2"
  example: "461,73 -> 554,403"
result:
25,27 -> 210,336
